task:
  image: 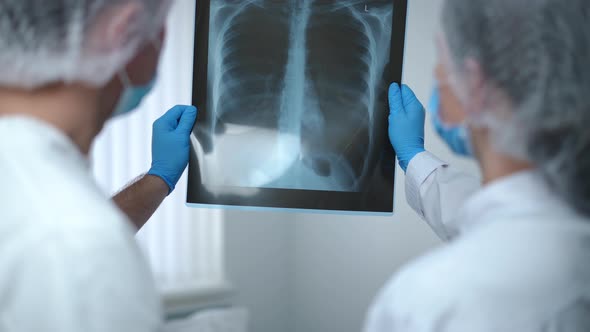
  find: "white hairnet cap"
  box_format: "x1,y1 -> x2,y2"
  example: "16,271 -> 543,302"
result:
442,0 -> 590,216
0,0 -> 173,89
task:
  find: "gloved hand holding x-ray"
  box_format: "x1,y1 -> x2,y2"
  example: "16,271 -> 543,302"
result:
188,0 -> 408,213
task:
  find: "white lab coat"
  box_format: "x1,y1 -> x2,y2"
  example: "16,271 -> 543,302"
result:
0,117 -> 162,332
364,152 -> 590,332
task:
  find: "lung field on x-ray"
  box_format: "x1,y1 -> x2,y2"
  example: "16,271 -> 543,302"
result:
198,0 -> 393,192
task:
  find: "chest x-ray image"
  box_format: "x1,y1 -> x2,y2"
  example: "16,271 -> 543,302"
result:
188,0 -> 407,213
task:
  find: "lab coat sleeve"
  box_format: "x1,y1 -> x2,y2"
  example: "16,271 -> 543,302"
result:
405,151 -> 481,241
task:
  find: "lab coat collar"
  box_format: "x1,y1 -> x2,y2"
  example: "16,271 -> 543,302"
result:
456,170 -> 571,233
0,115 -> 90,170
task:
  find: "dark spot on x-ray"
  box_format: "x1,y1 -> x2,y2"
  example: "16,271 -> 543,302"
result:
302,156 -> 332,177
194,128 -> 214,154
542,298 -> 590,331
214,120 -> 226,134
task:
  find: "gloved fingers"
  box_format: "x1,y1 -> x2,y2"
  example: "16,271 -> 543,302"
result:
157,105 -> 189,129
400,84 -> 423,111
388,113 -> 397,136
176,106 -> 198,134
388,83 -> 405,115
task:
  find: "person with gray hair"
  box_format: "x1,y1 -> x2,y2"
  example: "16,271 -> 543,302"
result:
0,1 -> 198,331
365,0 -> 590,331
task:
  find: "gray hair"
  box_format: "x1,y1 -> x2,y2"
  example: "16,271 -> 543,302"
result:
442,0 -> 590,216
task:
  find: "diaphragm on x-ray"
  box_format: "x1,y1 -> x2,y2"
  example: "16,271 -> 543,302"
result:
188,0 -> 407,214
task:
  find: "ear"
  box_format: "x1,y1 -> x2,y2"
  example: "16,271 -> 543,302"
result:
462,58 -> 487,117
123,27 -> 165,85
87,3 -> 143,52
124,41 -> 162,85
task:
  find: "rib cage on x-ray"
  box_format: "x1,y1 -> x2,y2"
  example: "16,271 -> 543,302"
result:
194,0 -> 393,193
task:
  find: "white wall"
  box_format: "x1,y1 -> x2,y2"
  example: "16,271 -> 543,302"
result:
225,1 -> 479,332
224,210 -> 295,332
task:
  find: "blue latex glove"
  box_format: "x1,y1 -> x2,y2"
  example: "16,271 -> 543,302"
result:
388,83 -> 426,172
148,105 -> 198,194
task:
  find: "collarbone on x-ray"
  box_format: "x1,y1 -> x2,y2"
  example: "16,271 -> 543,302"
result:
194,0 -> 394,195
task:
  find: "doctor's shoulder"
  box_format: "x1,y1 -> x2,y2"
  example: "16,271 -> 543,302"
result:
364,244 -> 461,329
365,218 -> 590,331
0,200 -> 163,331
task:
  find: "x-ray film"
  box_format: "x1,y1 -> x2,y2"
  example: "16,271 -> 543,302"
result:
188,0 -> 407,214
